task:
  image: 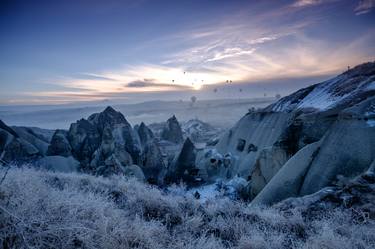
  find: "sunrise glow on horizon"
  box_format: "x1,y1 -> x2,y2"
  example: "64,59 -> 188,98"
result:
1,0 -> 374,104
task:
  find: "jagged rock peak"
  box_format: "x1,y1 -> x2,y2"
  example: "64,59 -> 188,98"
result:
103,106 -> 117,113
161,115 -> 183,143
182,137 -> 194,150
88,106 -> 130,130
165,137 -> 197,184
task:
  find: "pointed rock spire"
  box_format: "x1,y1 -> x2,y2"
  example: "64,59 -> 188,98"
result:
161,115 -> 183,143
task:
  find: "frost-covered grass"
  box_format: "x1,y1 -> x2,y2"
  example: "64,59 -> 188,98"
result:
0,167 -> 374,249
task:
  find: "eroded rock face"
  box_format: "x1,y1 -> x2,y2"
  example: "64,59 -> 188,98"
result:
0,120 -> 18,138
137,122 -> 154,147
68,118 -> 101,166
161,115 -> 183,144
250,146 -> 289,198
90,127 -> 133,175
2,137 -> 40,162
166,138 -> 198,185
205,61 -> 375,204
141,141 -> 165,184
47,130 -> 72,157
274,168 -> 375,220
195,149 -> 237,183
0,120 -> 41,163
67,106 -> 142,175
88,106 -> 142,164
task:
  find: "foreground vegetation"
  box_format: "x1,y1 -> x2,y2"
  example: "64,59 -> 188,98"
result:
0,167 -> 374,249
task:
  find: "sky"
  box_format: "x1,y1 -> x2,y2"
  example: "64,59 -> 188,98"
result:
0,0 -> 374,105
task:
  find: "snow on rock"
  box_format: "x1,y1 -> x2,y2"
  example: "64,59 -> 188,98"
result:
367,120 -> 375,127
182,118 -> 222,143
187,177 -> 247,202
270,62 -> 375,112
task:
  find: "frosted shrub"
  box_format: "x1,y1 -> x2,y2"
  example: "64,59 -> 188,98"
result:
0,167 -> 374,249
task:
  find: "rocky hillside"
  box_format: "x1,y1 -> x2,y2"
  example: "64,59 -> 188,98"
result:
0,107 -> 208,186
1,61 -> 374,207
196,61 -> 375,205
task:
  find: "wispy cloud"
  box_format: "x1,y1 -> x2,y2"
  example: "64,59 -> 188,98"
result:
22,0 -> 375,104
206,48 -> 256,62
73,73 -> 118,82
292,0 -> 325,7
354,0 -> 375,15
126,79 -> 191,90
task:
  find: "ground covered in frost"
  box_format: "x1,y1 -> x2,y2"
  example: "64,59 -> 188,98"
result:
1,167 -> 374,249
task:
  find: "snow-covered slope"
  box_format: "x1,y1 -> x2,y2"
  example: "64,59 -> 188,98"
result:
271,62 -> 375,112
182,119 -> 222,143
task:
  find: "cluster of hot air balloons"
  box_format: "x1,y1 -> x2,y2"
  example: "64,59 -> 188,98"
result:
169,71 -> 238,89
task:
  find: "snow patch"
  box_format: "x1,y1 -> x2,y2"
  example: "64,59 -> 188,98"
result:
366,119 -> 375,127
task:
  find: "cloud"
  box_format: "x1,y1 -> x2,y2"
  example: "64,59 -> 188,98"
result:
19,0 -> 374,104
206,48 -> 256,62
354,0 -> 375,15
249,36 -> 278,45
126,79 -> 191,90
291,0 -> 325,7
73,73 -> 118,82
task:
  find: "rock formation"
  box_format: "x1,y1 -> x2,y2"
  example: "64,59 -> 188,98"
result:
166,137 -> 198,185
67,106 -> 142,175
136,122 -> 154,147
197,61 -> 375,204
46,129 -> 72,157
161,115 -> 183,144
0,120 -> 42,163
